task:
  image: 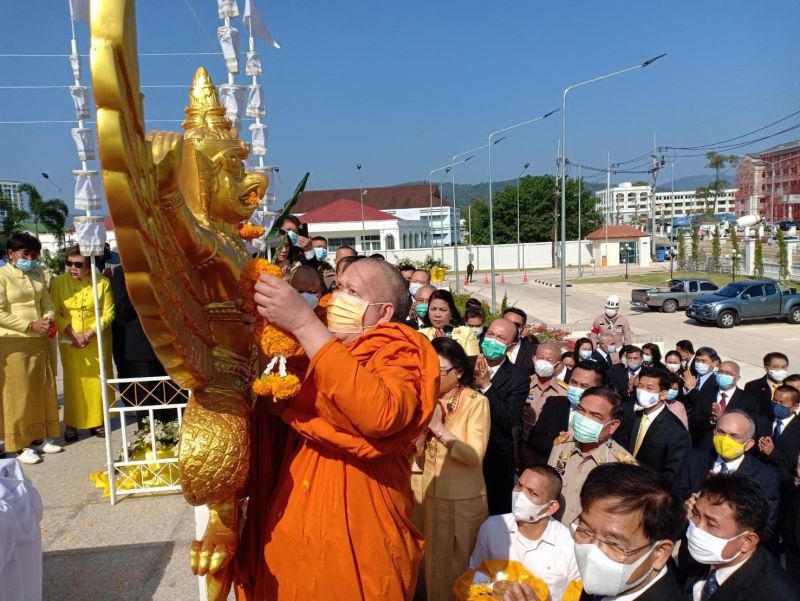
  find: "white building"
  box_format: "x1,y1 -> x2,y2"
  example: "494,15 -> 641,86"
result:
0,180 -> 24,219
596,182 -> 737,224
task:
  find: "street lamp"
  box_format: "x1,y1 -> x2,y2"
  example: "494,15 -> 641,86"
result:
669,161 -> 675,280
559,53 -> 666,323
356,163 -> 365,252
731,250 -> 740,282
487,109 -> 559,311
516,162 -> 530,270
450,155 -> 475,294
622,243 -> 632,279
40,172 -> 63,195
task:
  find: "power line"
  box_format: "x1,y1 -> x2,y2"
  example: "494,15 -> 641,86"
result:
663,108 -> 800,151
0,52 -> 222,58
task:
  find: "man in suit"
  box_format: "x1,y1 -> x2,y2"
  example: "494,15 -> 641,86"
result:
591,332 -> 615,377
403,284 -> 434,331
501,307 -> 537,376
683,473 -> 798,600
607,345 -> 643,400
744,351 -> 790,420
529,361 -> 604,462
681,346 -> 721,430
628,368 -> 692,486
474,318 -> 531,515
687,360 -> 758,448
574,463 -> 685,600
757,384 -> 800,482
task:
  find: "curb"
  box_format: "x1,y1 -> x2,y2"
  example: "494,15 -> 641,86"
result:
532,279 -> 573,288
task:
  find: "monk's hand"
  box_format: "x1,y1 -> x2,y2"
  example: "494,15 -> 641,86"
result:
254,274 -> 315,332
501,582 -> 537,601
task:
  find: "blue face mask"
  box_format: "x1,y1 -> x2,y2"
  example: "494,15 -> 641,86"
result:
567,385 -> 585,408
695,362 -> 711,376
14,258 -> 38,272
286,230 -> 299,246
480,337 -> 508,361
313,247 -> 328,261
772,402 -> 793,420
666,389 -> 679,401
300,292 -> 319,310
606,344 -> 616,354
571,412 -> 608,444
579,349 -> 593,361
716,373 -> 735,390
414,303 -> 429,318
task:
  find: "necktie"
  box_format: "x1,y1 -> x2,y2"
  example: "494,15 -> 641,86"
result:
702,569 -> 719,600
719,392 -> 727,412
720,462 -> 729,474
774,420 -> 784,441
633,413 -> 649,457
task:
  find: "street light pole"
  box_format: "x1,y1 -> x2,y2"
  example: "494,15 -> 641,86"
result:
577,164 -> 582,278
356,163 -> 365,252
559,53 -> 666,324
487,109 -> 559,311
670,161 -> 675,279
429,165 -> 451,258
40,172 -> 64,195
451,155 -> 475,294
516,162 -> 530,271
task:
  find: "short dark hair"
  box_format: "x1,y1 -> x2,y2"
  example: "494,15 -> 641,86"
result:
311,236 -> 328,244
638,367 -> 672,391
561,351 -> 573,362
282,215 -> 303,230
764,352 -> 789,366
369,253 -> 385,260
464,307 -> 486,321
432,336 -> 475,389
580,463 -> 684,542
571,361 -> 605,384
64,244 -> 85,259
664,350 -> 682,364
624,345 -> 642,357
465,297 -> 483,309
699,473 -> 768,538
502,307 -> 527,323
6,232 -> 42,253
775,385 -> 800,405
785,373 -> 800,385
337,244 -> 356,254
522,464 -> 562,501
581,386 -> 624,419
422,289 -> 464,327
398,265 -> 415,273
695,346 -> 720,362
676,340 -> 694,354
642,342 -> 662,364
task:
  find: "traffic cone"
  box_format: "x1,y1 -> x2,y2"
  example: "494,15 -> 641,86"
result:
523,272 -> 529,283
500,274 -> 506,284
483,274 -> 490,284
463,275 -> 469,285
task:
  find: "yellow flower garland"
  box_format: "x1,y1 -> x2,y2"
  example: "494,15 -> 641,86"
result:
238,222 -> 266,240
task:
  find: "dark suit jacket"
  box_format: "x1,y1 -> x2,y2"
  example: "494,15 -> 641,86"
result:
607,364 -> 639,400
529,395 -> 570,463
111,265 -> 160,369
761,414 -> 800,482
673,446 -> 780,539
628,404 -> 691,485
579,568 -> 683,601
511,338 -> 537,376
481,360 -> 531,516
683,547 -> 800,601
687,386 -> 758,448
591,349 -> 612,374
744,375 -> 774,419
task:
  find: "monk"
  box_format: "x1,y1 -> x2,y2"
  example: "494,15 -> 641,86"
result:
236,258 -> 439,600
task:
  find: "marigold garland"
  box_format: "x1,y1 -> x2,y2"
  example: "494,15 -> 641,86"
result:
238,223 -> 265,240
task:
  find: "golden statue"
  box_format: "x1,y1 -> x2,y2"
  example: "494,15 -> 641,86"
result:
91,1 -> 266,597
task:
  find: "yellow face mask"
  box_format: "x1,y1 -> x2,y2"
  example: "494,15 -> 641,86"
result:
713,433 -> 746,461
326,291 -> 385,334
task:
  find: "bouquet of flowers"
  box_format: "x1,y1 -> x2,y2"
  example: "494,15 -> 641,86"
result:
453,560 -> 550,600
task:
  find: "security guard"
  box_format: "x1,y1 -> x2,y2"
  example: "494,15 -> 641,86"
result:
591,295 -> 632,348
547,386 -> 636,525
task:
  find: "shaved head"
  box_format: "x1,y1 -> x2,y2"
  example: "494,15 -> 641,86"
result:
486,318 -> 517,345
719,361 -> 740,376
353,259 -> 410,320
536,342 -> 562,360
410,269 -> 431,286
289,265 -> 324,296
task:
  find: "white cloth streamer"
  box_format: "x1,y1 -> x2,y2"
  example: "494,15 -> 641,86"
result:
217,26 -> 240,74
249,123 -> 268,156
74,216 -> 107,256
69,85 -> 91,120
69,52 -> 81,81
217,0 -> 239,18
73,169 -> 103,211
246,84 -> 264,118
245,51 -> 262,77
71,127 -> 95,161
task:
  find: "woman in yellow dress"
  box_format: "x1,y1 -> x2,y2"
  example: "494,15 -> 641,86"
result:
50,245 -> 114,441
0,233 -> 61,464
420,336 -> 490,601
419,289 -> 480,356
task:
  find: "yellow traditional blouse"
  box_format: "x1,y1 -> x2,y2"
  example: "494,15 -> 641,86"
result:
0,262 -> 55,337
50,272 -> 115,335
419,325 -> 480,356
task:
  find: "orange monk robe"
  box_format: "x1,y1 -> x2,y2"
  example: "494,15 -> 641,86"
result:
236,322 -> 438,601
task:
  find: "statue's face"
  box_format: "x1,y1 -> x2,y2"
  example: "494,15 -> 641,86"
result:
203,141 -> 267,224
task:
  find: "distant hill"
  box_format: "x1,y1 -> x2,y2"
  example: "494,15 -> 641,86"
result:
655,174 -> 723,192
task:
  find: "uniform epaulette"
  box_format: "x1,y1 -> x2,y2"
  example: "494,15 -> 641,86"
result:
556,379 -> 568,389
615,452 -> 638,465
553,432 -> 571,446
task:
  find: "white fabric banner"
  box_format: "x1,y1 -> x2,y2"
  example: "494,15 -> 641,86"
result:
69,52 -> 81,81
249,123 -> 268,156
243,0 -> 280,49
70,128 -> 95,161
73,170 -> 103,211
69,86 -> 91,120
217,0 -> 239,18
218,84 -> 244,123
245,51 -> 262,77
69,0 -> 89,22
253,165 -> 279,211
217,26 -> 240,74
246,84 -> 265,118
74,217 -> 107,256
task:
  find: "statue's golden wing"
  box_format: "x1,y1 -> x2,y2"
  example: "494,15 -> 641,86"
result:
90,0 -> 213,388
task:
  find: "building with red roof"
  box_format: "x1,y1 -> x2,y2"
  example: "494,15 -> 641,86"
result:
585,224 -> 651,268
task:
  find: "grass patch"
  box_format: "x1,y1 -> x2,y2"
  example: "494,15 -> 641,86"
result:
570,271 -> 735,287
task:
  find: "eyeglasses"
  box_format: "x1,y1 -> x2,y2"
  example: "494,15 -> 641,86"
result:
570,520 -> 652,563
65,260 -> 85,268
440,367 -> 455,376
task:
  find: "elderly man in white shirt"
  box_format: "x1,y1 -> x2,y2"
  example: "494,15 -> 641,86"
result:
469,465 -> 579,601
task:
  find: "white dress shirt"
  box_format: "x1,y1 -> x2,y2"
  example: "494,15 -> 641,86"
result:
772,412 -> 797,438
711,453 -> 746,474
716,386 -> 737,408
692,554 -> 753,601
508,341 -> 521,364
602,565 -> 668,601
633,403 -> 666,444
469,514 -> 580,601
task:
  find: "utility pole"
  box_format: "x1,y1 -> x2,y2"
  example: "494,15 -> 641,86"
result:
649,134 -> 665,260
552,141 -> 561,269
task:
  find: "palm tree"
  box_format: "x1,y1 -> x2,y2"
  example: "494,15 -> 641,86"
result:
18,183 -> 69,242
0,194 -> 31,238
705,152 -> 739,214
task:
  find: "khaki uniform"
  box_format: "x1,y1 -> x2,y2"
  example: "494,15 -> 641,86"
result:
519,377 -> 568,467
591,313 -> 632,347
547,435 -> 637,526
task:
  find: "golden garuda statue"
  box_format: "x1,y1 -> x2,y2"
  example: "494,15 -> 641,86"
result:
90,1 -> 266,597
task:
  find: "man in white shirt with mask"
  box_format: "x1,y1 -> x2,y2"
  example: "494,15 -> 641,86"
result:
469,465 -> 579,601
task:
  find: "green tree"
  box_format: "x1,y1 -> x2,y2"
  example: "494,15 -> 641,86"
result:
705,152 -> 739,214
777,228 -> 790,283
730,229 -> 740,280
18,183 -> 69,242
711,225 -> 722,271
694,187 -> 712,214
753,236 -> 764,279
677,230 -> 687,269
690,224 -> 700,270
0,194 -> 31,238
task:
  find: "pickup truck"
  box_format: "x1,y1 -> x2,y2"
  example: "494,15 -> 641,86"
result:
685,279 -> 800,328
631,279 -> 719,313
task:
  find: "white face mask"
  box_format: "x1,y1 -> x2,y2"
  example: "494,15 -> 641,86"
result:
511,491 -> 551,524
472,325 -> 484,337
574,542 -> 655,596
635,388 -> 661,410
605,308 -> 618,318
534,359 -> 555,378
686,521 -> 748,565
768,369 -> 788,383
642,353 -> 653,365
665,363 -> 681,373
408,282 -> 423,298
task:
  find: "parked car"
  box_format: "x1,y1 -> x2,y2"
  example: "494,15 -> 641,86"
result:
631,278 -> 719,313
685,279 -> 800,328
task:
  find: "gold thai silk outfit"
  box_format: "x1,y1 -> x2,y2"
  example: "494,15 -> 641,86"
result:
0,263 -> 60,451
50,272 -> 115,429
420,387 -> 490,601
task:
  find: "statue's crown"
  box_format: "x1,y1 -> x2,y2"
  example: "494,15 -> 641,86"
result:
182,67 -> 234,140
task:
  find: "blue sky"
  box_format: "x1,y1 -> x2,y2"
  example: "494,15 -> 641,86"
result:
1,0 -> 799,211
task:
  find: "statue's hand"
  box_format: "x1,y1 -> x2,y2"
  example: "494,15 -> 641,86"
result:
148,130 -> 183,197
